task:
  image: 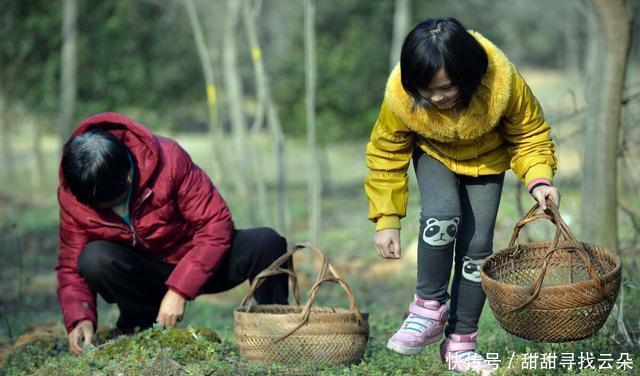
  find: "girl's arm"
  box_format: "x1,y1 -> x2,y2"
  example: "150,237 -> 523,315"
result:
365,100 -> 414,230
501,66 -> 558,190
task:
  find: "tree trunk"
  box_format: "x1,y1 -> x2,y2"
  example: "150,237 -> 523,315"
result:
239,0 -> 270,226
249,137 -> 269,225
29,115 -> 45,194
581,0 -> 631,251
58,0 -> 78,144
266,97 -> 288,235
183,0 -> 226,187
241,0 -> 288,235
243,0 -> 266,135
223,0 -> 257,225
0,80 -> 14,184
563,1 -> 583,84
389,0 -> 410,70
305,0 -> 321,245
583,0 -> 600,98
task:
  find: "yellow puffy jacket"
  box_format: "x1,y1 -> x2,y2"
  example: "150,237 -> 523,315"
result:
365,32 -> 557,230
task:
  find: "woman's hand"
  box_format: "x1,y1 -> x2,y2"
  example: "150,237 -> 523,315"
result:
374,228 -> 401,259
68,320 -> 94,354
156,289 -> 186,328
531,185 -> 561,210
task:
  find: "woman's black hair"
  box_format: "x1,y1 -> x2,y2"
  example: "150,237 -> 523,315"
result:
400,17 -> 488,108
61,129 -> 132,206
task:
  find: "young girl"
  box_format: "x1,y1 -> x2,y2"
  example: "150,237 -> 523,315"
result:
364,18 -> 560,373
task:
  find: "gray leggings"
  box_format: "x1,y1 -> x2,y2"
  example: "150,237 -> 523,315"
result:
413,148 -> 504,336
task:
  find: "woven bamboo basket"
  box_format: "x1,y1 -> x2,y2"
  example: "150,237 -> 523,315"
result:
234,243 -> 369,365
480,200 -> 621,342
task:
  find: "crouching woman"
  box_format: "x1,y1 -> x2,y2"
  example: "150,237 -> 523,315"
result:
56,112 -> 288,354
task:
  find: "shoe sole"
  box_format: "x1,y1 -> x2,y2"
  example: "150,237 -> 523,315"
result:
386,335 -> 441,355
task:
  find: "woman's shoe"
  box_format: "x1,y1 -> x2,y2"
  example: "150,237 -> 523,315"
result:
439,332 -> 496,374
387,295 -> 447,355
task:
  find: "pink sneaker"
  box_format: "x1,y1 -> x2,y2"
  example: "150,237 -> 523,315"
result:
386,295 -> 447,355
440,332 -> 496,374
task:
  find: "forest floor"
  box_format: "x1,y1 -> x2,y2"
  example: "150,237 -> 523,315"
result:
1,68 -> 640,374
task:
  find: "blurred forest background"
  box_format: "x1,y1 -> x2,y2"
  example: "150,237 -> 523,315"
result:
1,0 -> 640,374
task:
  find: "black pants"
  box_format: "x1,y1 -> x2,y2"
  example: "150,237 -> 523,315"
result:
77,227 -> 289,330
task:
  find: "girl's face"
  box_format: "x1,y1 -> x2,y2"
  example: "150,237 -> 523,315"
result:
418,67 -> 461,110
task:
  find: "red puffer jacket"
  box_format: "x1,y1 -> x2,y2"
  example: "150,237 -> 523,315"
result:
55,112 -> 234,333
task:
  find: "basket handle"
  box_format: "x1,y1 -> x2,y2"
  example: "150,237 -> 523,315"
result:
275,261 -> 366,342
508,202 -> 559,248
239,244 -> 302,309
239,243 -> 366,341
508,199 -> 611,312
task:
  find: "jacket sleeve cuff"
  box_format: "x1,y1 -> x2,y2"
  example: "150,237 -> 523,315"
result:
524,164 -> 554,187
375,215 -> 401,231
165,261 -> 210,300
64,309 -> 97,334
527,178 -> 552,193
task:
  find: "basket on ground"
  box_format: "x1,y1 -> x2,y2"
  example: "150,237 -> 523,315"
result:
480,200 -> 621,342
234,243 -> 369,365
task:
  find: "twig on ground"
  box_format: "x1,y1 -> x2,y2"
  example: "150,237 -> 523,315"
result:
1,306 -> 13,346
618,201 -> 640,244
612,280 -> 635,346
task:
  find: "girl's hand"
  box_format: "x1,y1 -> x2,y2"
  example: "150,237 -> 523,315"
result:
531,185 -> 561,210
374,228 -> 401,259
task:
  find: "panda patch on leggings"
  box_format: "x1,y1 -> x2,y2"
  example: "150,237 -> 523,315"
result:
462,256 -> 483,282
422,217 -> 459,246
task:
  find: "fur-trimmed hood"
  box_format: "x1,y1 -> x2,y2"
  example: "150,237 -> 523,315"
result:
366,32 -> 557,231
384,31 -> 514,142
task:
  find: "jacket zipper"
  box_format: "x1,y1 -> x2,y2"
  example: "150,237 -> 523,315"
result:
130,226 -> 137,247
136,189 -> 153,209
128,189 -> 153,247
88,188 -> 153,248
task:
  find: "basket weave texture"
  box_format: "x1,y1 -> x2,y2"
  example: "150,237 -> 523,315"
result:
234,243 -> 369,365
481,200 -> 621,342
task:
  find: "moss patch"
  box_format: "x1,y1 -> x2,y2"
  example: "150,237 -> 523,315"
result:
0,326 -> 221,375
1,336 -> 68,376
91,326 -> 220,364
